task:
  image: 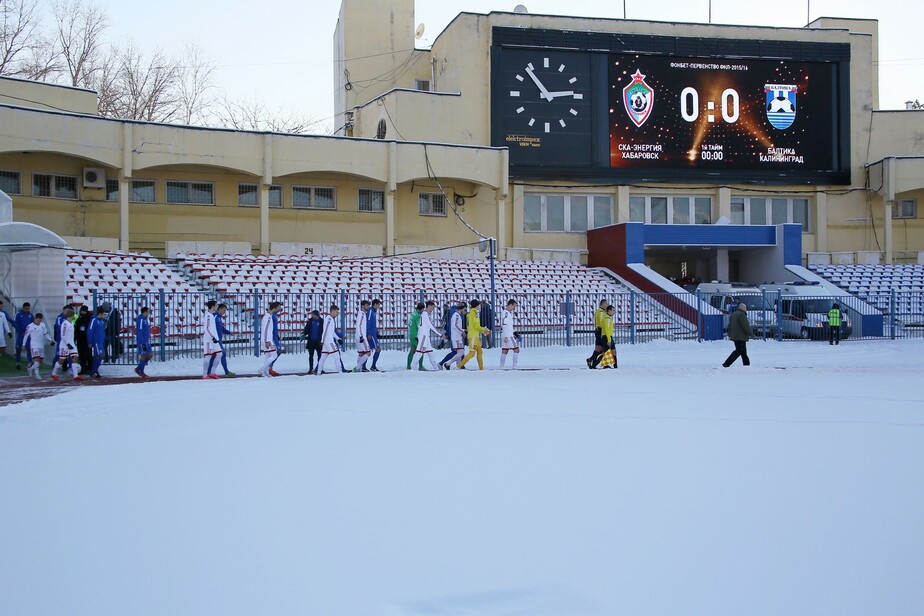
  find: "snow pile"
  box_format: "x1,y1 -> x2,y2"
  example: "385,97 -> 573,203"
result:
2,339 -> 923,615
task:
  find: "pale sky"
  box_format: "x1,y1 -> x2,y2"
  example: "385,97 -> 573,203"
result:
94,0 -> 920,132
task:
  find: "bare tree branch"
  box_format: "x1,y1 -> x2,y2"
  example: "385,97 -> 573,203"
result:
210,94 -> 321,134
0,0 -> 40,76
52,0 -> 108,87
176,42 -> 216,125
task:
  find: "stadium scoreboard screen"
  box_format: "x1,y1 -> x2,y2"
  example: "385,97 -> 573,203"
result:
491,28 -> 851,184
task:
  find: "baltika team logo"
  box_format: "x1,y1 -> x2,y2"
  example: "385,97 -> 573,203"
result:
765,84 -> 798,130
623,70 -> 654,127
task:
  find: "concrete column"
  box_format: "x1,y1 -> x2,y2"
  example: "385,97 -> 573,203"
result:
119,122 -> 133,251
718,187 -> 732,222
815,189 -> 828,252
884,157 -> 894,264
259,185 -> 270,254
385,191 -> 396,256
260,134 -> 273,254
716,249 -> 730,282
617,185 -> 630,222
386,142 -> 397,256
511,183 -> 525,249
495,189 -> 506,259
119,179 -> 129,252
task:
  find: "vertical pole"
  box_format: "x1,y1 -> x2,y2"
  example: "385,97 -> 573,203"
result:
761,288 -> 767,340
776,291 -> 783,342
489,237 -> 497,345
565,290 -> 572,347
695,289 -> 702,343
158,289 -> 166,362
253,289 -> 260,357
890,288 -> 896,340
340,289 -> 347,351
630,289 -> 637,345
92,288 -> 98,313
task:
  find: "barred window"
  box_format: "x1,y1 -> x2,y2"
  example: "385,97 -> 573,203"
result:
293,185 -> 336,209
166,181 -> 214,205
32,173 -> 78,199
893,199 -> 917,219
0,170 -> 21,195
238,183 -> 282,207
419,192 -> 447,216
130,180 -> 156,203
358,188 -> 384,212
105,178 -> 119,201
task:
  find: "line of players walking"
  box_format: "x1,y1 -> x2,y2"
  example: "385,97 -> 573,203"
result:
199,297 -> 523,379
14,296 -> 621,382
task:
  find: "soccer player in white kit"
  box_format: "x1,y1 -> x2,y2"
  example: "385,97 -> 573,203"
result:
25,313 -> 53,380
201,300 -> 223,380
316,305 -> 342,375
51,306 -> 81,381
415,300 -> 445,370
354,299 -> 371,372
443,300 -> 467,370
260,301 -> 282,377
499,299 -> 520,369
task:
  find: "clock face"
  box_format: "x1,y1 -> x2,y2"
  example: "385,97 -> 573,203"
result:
494,48 -> 594,167
507,56 -> 586,133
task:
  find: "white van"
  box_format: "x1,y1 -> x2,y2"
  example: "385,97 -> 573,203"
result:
696,282 -> 778,336
760,281 -> 852,340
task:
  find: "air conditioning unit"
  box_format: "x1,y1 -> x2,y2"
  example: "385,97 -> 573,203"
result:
82,167 -> 106,189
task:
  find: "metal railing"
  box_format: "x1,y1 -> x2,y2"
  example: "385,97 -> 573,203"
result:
90,288 -> 924,364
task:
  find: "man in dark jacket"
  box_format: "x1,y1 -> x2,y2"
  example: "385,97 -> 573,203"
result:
102,302 -> 121,361
302,310 -> 323,374
723,302 -> 754,367
74,305 -> 92,374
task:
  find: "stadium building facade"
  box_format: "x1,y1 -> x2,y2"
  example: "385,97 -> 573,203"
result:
0,3 -> 921,278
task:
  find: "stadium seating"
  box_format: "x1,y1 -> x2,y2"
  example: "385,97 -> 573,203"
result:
809,264 -> 924,316
176,253 -> 678,337
64,251 -> 690,348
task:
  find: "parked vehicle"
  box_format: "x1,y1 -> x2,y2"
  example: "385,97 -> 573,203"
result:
760,281 -> 852,340
696,282 -> 778,337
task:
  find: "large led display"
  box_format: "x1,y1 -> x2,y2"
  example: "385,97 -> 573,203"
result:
609,53 -> 836,172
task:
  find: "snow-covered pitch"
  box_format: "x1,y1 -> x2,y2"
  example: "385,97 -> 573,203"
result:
2,339 -> 924,615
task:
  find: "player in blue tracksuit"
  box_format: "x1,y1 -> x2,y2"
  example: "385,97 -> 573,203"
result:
87,306 -> 107,377
302,310 -> 323,374
13,302 -> 33,367
135,306 -> 152,378
367,299 -> 382,371
215,303 -> 234,376
438,302 -> 459,368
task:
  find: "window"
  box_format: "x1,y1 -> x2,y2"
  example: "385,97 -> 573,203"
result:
32,173 -> 78,199
630,196 -> 712,224
166,181 -> 213,205
418,192 -> 447,216
293,185 -> 336,209
415,79 -> 431,92
238,183 -> 282,207
0,170 -> 21,195
523,193 -> 613,232
893,199 -> 917,219
358,188 -> 385,212
731,196 -> 812,231
130,180 -> 156,203
105,178 -> 119,201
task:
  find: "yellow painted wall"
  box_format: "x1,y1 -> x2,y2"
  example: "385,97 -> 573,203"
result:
0,76 -> 98,115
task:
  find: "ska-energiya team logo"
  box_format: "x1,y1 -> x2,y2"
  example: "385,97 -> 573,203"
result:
623,70 -> 654,127
765,84 -> 798,130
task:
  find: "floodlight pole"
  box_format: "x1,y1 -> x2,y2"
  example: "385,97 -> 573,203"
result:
488,237 -> 497,339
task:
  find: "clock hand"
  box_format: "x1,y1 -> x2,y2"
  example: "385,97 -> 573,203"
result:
545,90 -> 575,99
524,67 -> 551,101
